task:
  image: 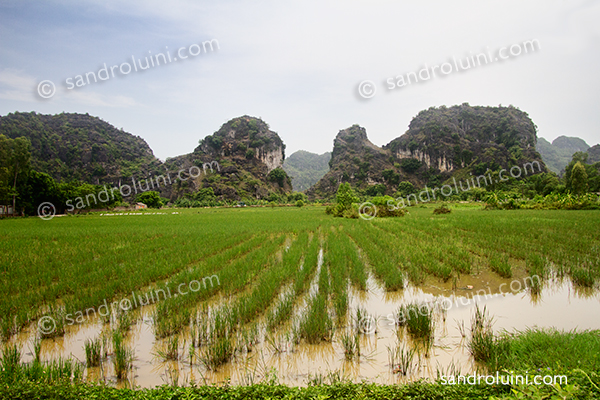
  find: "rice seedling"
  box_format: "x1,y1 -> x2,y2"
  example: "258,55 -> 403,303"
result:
571,262 -> 596,287
238,323 -> 259,353
84,337 -> 103,367
0,343 -> 21,382
38,357 -> 84,383
300,262 -> 333,344
467,305 -> 507,366
340,331 -> 360,361
435,359 -> 462,380
300,294 -> 333,344
346,224 -> 405,290
2,205 -> 600,386
199,335 -> 234,371
154,336 -> 180,361
456,319 -> 467,339
117,310 -> 133,333
112,330 -> 133,380
388,344 -> 415,375
163,364 -> 180,386
307,369 -> 349,386
397,302 -> 434,343
30,338 -> 42,364
489,254 -> 512,278
266,289 -> 296,331
39,307 -> 66,339
266,330 -> 295,354
470,304 -> 491,335
188,342 -> 195,365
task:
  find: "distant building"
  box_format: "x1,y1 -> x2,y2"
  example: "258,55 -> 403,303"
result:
0,205 -> 14,216
135,202 -> 147,210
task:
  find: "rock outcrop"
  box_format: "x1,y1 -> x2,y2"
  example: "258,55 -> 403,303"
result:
308,104 -> 547,199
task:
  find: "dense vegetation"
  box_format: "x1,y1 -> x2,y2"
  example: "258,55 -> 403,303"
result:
2,374 -> 598,399
0,134 -> 127,215
283,150 -> 331,191
0,112 -> 162,184
0,114 -> 295,214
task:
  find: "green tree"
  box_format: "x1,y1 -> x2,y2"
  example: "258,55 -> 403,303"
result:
0,135 -> 31,213
570,161 -> 589,194
382,169 -> 400,185
336,182 -> 358,210
400,158 -> 421,173
365,183 -> 386,196
18,170 -> 60,215
397,181 -> 416,197
267,167 -> 289,187
136,191 -> 163,208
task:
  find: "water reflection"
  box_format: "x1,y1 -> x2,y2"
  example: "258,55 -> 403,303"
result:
10,273 -> 600,387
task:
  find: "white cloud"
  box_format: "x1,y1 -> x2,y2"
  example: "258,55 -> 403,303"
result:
0,68 -> 38,102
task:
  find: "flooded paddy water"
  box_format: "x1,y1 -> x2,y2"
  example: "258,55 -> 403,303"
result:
11,256 -> 600,388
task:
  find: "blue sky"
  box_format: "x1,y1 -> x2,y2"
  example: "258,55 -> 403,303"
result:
1,0 -> 599,160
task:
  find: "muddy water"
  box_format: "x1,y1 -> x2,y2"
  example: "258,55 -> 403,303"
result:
12,268 -> 600,387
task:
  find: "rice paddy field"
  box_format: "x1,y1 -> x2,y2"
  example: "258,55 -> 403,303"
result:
1,204 -> 600,390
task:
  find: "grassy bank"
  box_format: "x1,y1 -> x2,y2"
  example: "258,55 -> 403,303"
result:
0,376 -> 599,400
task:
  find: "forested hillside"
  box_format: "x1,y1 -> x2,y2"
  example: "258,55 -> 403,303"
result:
536,136 -> 590,174
283,150 -> 331,191
0,112 -> 162,184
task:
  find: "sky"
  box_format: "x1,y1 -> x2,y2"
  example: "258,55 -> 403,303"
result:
0,0 -> 598,161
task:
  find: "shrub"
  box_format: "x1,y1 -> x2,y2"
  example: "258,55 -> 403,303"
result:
295,200 -> 304,207
370,196 -> 406,217
433,204 -> 451,214
342,205 -> 359,219
336,183 -> 358,210
268,168 -> 289,187
136,191 -> 163,208
365,184 -> 386,196
400,158 -> 421,173
397,181 -> 416,197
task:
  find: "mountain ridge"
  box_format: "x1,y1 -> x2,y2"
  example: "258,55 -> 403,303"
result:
308,104 -> 547,199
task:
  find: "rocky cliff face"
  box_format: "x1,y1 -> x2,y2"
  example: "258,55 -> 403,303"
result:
308,104 -> 547,199
307,125 -> 395,198
386,104 -> 542,174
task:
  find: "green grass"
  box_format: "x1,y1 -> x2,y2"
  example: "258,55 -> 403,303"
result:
480,328 -> 600,372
